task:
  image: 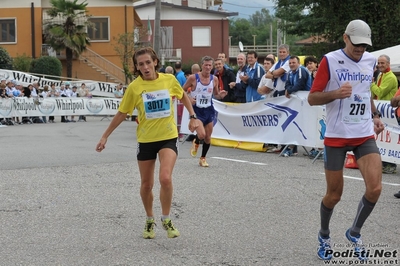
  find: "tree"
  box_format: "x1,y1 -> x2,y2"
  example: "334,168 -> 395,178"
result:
249,8 -> 274,28
275,0 -> 400,56
43,0 -> 92,79
248,8 -> 275,46
30,56 -> 62,77
113,32 -> 135,84
13,54 -> 33,72
229,18 -> 254,46
113,26 -> 150,84
0,46 -> 13,70
229,9 -> 302,50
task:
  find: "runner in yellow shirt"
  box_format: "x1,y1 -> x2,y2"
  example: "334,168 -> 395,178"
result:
96,47 -> 203,239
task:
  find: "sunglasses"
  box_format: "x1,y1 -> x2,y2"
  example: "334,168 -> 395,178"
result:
347,35 -> 368,48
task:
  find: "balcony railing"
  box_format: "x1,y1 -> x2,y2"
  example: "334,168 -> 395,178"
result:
41,45 -> 125,83
159,48 -> 182,63
229,45 -> 278,58
80,48 -> 125,83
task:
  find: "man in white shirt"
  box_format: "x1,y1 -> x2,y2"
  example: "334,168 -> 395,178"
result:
31,82 -> 39,97
59,84 -> 67,97
69,86 -> 78,122
64,82 -> 73,97
257,57 -> 275,98
59,84 -> 70,122
266,44 -> 291,97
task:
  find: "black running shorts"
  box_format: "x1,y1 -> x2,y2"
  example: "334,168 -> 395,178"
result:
137,138 -> 178,161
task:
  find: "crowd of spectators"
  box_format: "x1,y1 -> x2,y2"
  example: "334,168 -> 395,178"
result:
167,49 -> 398,164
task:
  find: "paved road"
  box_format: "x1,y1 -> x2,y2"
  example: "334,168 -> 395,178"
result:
1,117 -> 399,265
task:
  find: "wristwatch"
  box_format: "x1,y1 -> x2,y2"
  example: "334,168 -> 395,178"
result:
189,114 -> 197,119
372,111 -> 381,118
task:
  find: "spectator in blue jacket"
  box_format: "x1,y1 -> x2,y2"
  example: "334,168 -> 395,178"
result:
174,62 -> 186,87
240,51 -> 265,102
285,55 -> 311,98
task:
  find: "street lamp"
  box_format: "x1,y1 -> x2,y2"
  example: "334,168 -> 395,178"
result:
252,35 -> 257,50
228,36 -> 232,58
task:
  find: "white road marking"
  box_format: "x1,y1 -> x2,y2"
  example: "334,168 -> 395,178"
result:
211,156 -> 400,186
320,173 -> 400,187
211,156 -> 268,165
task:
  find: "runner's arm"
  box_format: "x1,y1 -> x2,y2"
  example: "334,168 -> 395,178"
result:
308,57 -> 350,105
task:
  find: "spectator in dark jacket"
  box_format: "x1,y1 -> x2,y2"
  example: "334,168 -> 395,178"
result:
24,84 -> 32,98
304,55 -> 318,83
214,58 -> 236,102
229,53 -> 248,103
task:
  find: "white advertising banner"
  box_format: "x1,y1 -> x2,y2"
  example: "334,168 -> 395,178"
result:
374,100 -> 400,164
0,69 -> 118,97
181,91 -> 324,148
0,97 -> 121,117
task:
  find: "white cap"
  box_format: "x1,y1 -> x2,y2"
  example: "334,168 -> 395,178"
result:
345,19 -> 372,46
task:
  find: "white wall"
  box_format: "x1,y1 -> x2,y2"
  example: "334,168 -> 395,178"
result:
1,0 -> 42,8
137,6 -> 227,20
134,0 -> 209,9
1,0 -> 137,8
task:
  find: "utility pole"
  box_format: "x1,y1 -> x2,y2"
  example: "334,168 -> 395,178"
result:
270,24 -> 273,54
283,20 -> 286,45
252,35 -> 257,50
276,18 -> 282,54
154,0 -> 161,55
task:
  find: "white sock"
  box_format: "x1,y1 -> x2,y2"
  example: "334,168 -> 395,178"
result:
161,215 -> 170,221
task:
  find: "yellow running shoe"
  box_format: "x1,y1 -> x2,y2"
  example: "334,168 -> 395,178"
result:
143,218 -> 155,239
199,157 -> 209,167
190,139 -> 199,157
162,218 -> 180,238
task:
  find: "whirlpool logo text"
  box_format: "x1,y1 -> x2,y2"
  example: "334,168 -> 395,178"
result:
336,68 -> 373,83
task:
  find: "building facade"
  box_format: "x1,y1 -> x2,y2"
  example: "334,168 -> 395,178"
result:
0,0 -> 142,83
134,0 -> 237,65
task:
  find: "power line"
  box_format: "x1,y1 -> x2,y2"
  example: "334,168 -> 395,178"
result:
222,1 -> 275,9
188,0 -> 274,11
232,11 -> 254,18
173,0 -> 273,18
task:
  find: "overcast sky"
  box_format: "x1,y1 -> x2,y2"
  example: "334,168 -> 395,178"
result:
221,0 -> 275,19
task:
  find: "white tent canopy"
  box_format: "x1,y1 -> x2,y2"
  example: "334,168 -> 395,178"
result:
370,45 -> 400,73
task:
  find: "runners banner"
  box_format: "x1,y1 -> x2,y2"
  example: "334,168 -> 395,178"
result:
0,97 -> 122,117
181,91 -> 324,149
0,69 -> 118,97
